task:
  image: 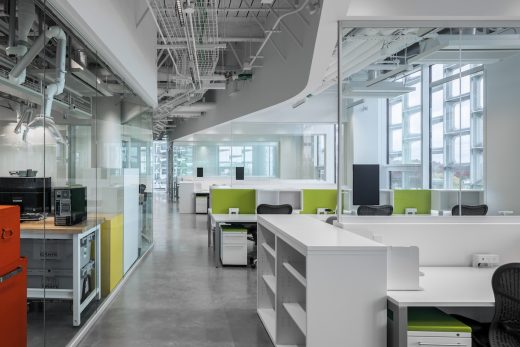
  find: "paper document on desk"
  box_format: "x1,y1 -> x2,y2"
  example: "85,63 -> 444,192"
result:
387,246 -> 421,291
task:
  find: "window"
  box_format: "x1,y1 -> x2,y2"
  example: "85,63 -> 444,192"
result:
388,73 -> 422,165
387,71 -> 423,188
173,142 -> 278,178
430,64 -> 484,189
219,144 -> 278,178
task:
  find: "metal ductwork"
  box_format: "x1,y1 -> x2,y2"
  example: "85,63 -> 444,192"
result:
10,26 -> 67,118
6,0 -> 36,84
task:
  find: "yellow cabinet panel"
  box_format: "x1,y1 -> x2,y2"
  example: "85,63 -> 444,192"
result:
101,214 -> 124,297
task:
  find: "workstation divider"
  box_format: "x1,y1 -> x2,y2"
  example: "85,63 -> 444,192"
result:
338,215 -> 520,347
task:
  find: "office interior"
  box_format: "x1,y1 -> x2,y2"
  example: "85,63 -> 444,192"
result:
1,0 -> 520,346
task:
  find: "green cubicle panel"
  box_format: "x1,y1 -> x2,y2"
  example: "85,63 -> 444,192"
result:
408,308 -> 472,333
211,189 -> 256,214
301,189 -> 337,214
393,190 -> 432,214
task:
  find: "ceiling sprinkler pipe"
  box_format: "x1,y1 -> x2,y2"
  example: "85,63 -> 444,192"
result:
249,0 -> 310,68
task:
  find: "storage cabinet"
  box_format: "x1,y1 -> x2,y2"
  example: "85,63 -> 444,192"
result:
220,225 -> 247,265
257,215 -> 387,347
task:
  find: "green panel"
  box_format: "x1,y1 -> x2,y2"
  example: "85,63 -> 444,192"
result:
393,189 -> 431,215
221,226 -> 247,232
301,189 -> 337,214
211,189 -> 256,214
408,308 -> 472,333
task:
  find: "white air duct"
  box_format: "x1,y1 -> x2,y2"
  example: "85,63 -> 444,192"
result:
6,0 -> 36,84
9,26 -> 67,117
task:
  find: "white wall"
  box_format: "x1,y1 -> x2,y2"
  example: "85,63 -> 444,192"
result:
48,0 -> 157,107
485,53 -> 520,214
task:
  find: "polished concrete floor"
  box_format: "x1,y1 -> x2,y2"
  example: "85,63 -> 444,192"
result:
77,193 -> 272,347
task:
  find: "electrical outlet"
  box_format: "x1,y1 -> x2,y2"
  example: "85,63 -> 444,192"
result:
228,208 -> 239,215
472,254 -> 500,268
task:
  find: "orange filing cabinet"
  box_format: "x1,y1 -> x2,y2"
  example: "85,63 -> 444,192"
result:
0,205 -> 27,347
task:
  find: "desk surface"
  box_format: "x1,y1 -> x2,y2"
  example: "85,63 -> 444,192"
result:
258,214 -> 386,254
388,267 -> 495,307
21,216 -> 104,234
211,213 -> 257,223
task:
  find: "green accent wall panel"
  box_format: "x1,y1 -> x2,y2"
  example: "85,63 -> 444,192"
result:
393,190 -> 431,214
211,189 -> 256,214
301,189 -> 337,214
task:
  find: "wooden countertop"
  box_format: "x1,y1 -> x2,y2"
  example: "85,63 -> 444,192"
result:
20,216 -> 105,234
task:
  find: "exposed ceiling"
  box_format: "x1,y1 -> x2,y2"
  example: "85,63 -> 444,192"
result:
149,0 -> 321,139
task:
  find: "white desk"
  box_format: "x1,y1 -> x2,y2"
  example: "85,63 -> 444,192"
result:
387,267 -> 496,347
208,211 -> 257,267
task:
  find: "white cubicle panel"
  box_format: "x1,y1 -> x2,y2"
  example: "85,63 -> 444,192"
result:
430,190 -> 484,212
339,216 -> 520,266
178,182 -> 195,213
123,168 -> 139,273
256,189 -> 303,210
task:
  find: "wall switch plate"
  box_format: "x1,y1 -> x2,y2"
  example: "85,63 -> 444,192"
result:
405,208 -> 417,215
472,253 -> 500,268
228,208 -> 239,215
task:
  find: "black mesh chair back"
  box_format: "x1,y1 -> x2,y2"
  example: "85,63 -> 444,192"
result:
452,204 -> 488,216
489,263 -> 520,346
257,204 -> 293,215
357,205 -> 393,216
325,216 -> 337,225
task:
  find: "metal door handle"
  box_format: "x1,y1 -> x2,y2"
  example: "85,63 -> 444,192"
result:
0,267 -> 22,284
418,343 -> 464,346
1,228 -> 14,239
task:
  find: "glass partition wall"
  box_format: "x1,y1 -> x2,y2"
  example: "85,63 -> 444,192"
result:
172,121 -> 337,186
0,3 -> 154,346
337,23 -> 520,219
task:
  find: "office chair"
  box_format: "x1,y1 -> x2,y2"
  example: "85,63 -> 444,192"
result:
452,204 -> 488,216
357,205 -> 393,216
453,263 -> 520,347
325,216 -> 337,225
248,204 -> 293,268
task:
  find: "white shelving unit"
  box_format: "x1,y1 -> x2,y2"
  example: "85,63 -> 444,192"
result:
256,189 -> 303,211
257,215 -> 387,347
431,189 -> 484,212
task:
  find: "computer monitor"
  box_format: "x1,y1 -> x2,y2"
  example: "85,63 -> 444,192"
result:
0,177 -> 52,214
196,167 -> 203,178
236,167 -> 245,180
352,164 -> 379,206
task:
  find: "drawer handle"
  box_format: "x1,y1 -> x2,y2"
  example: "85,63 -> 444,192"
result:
0,267 -> 22,284
418,343 -> 464,346
1,228 -> 14,240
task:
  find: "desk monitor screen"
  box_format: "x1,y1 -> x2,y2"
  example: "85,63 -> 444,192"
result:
0,177 -> 52,213
353,164 -> 379,205
196,167 -> 203,178
236,167 -> 244,180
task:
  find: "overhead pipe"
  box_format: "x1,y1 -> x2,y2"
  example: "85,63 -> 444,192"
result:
249,0 -> 310,68
7,0 -> 16,54
6,0 -> 36,83
10,26 -> 67,118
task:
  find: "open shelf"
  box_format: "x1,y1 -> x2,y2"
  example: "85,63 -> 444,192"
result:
283,303 -> 307,336
263,274 -> 276,294
262,242 -> 276,258
283,262 -> 306,287
258,308 -> 276,341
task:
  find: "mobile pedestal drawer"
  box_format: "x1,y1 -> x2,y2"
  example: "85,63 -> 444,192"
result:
408,308 -> 471,347
220,225 -> 247,265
